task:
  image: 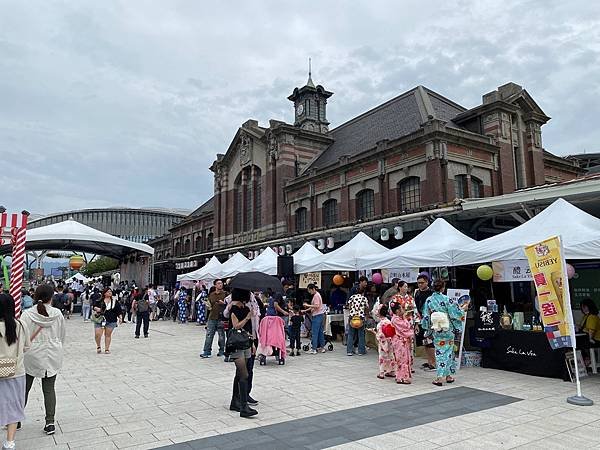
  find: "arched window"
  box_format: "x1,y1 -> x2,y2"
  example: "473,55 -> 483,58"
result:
398,177 -> 420,212
195,235 -> 202,252
183,239 -> 191,255
234,166 -> 262,233
206,233 -> 214,250
174,241 -> 181,257
295,207 -> 308,233
471,176 -> 483,198
356,189 -> 375,220
322,199 -> 338,227
455,175 -> 468,199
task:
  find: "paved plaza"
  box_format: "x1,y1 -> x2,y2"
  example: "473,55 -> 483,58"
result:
20,318 -> 600,450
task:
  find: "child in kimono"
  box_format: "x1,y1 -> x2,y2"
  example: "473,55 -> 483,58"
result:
390,301 -> 415,384
375,305 -> 395,379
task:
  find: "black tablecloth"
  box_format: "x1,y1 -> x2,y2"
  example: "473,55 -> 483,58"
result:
481,330 -> 569,380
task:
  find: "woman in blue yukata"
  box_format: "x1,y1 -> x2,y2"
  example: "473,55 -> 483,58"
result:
195,285 -> 207,326
177,287 -> 188,324
420,279 -> 469,386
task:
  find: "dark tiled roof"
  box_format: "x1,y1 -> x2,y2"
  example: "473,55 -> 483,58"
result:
306,86 -> 466,171
189,197 -> 214,217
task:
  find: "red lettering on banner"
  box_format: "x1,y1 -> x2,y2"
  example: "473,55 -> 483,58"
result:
533,272 -> 548,286
541,302 -> 558,317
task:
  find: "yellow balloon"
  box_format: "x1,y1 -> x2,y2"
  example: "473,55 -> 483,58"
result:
477,265 -> 493,281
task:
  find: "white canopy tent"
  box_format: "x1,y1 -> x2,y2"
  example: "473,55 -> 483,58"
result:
357,218 -> 476,268
239,247 -> 279,275
218,252 -> 251,278
292,242 -> 323,272
1,219 -> 154,257
453,198 -> 600,265
177,255 -> 223,281
66,272 -> 90,283
295,232 -> 387,273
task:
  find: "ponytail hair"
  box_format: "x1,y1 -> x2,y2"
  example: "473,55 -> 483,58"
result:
34,284 -> 54,317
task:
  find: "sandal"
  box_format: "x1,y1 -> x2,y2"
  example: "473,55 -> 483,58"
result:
432,380 -> 443,386
396,379 -> 411,385
446,376 -> 455,383
384,373 -> 396,378
96,347 -> 101,354
105,349 -> 111,354
377,374 -> 385,379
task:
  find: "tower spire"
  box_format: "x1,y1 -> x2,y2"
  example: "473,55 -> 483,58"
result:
306,57 -> 315,88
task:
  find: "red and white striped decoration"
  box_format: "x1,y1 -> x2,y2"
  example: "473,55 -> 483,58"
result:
1,212 -> 29,318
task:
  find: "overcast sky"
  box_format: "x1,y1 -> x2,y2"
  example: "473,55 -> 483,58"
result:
1,0 -> 599,215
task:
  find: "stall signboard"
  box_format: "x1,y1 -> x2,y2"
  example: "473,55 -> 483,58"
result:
299,272 -> 321,289
524,236 -> 572,349
381,268 -> 419,283
492,260 -> 532,282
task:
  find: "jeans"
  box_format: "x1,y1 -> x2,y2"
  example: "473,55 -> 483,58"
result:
203,319 -> 225,355
25,374 -> 56,424
347,324 -> 366,354
311,314 -> 325,350
135,311 -> 150,337
82,304 -> 91,320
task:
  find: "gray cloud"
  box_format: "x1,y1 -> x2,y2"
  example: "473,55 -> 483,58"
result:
1,0 -> 599,215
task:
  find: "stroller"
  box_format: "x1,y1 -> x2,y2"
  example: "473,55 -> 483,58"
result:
302,309 -> 335,352
257,315 -> 287,366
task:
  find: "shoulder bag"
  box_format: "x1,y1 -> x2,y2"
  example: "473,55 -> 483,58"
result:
225,328 -> 251,353
0,321 -> 24,378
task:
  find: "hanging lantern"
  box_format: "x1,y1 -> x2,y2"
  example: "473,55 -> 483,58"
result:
476,265 -> 493,281
333,274 -> 344,286
69,255 -> 85,271
372,272 -> 383,285
566,263 -> 576,279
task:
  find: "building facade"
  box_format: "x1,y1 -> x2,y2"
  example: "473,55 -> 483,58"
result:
150,79 -> 583,284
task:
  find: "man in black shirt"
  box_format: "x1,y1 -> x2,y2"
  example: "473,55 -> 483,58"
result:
414,274 -> 435,370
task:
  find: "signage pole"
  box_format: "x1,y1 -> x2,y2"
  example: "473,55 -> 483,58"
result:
560,237 -> 593,406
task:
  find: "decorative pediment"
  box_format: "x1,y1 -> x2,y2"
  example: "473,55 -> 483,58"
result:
508,90 -> 550,123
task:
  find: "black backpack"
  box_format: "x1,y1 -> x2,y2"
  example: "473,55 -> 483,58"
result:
137,295 -> 150,313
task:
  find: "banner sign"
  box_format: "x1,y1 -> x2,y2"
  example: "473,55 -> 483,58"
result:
176,261 -> 198,270
381,268 -> 419,283
524,236 -> 572,349
492,260 -> 532,282
299,272 -> 321,289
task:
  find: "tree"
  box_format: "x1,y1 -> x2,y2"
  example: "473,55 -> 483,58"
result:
83,256 -> 119,276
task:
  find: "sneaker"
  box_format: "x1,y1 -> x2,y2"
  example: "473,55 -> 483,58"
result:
144,335 -> 149,338
290,352 -> 295,357
200,354 -> 211,358
295,350 -> 301,356
309,350 -> 318,354
358,352 -> 366,356
44,423 -> 56,435
134,336 -> 140,339
319,348 -> 327,353
347,352 -> 354,356
2,441 -> 16,450
247,396 -> 258,406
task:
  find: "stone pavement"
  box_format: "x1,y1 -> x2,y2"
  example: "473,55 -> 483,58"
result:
20,317 -> 600,450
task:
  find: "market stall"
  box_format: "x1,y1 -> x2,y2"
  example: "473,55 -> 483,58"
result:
238,247 -> 278,275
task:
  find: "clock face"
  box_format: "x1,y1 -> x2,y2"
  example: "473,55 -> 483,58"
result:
296,104 -> 304,116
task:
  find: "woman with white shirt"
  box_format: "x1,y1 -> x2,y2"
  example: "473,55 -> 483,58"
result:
0,293 -> 31,450
21,284 -> 66,436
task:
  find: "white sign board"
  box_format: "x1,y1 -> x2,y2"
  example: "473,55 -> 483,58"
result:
492,260 -> 533,282
381,268 -> 419,283
299,272 -> 321,289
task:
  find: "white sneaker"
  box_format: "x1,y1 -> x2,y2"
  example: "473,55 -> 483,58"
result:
319,348 -> 327,353
309,350 -> 318,354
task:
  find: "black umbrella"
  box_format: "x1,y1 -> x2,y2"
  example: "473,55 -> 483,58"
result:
229,272 -> 284,294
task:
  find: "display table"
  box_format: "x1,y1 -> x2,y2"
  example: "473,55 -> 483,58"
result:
481,330 -> 588,381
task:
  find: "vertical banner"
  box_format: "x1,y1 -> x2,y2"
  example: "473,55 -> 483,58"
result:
524,236 -> 571,349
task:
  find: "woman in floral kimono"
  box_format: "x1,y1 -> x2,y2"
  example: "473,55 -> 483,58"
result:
390,301 -> 415,384
375,305 -> 395,379
177,288 -> 188,324
420,279 -> 469,386
195,286 -> 207,326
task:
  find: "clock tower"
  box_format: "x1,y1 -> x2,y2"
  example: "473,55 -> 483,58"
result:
288,68 -> 333,134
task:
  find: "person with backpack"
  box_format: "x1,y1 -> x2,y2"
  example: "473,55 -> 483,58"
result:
0,293 -> 31,450
21,284 -> 66,435
51,286 -> 66,315
133,290 -> 150,338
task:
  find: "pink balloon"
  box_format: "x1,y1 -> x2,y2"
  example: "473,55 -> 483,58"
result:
372,272 -> 383,285
566,264 -> 576,279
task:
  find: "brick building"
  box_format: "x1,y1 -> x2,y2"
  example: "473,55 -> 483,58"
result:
150,78 -> 582,284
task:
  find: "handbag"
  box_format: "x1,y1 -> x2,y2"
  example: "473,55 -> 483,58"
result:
226,328 -> 251,353
90,311 -> 105,324
0,321 -> 24,378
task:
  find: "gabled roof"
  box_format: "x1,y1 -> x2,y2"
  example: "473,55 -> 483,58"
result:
189,197 -> 214,217
305,86 -> 466,171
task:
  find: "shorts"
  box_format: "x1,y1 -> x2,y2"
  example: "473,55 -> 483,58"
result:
416,327 -> 434,348
228,348 -> 252,359
94,321 -> 118,330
